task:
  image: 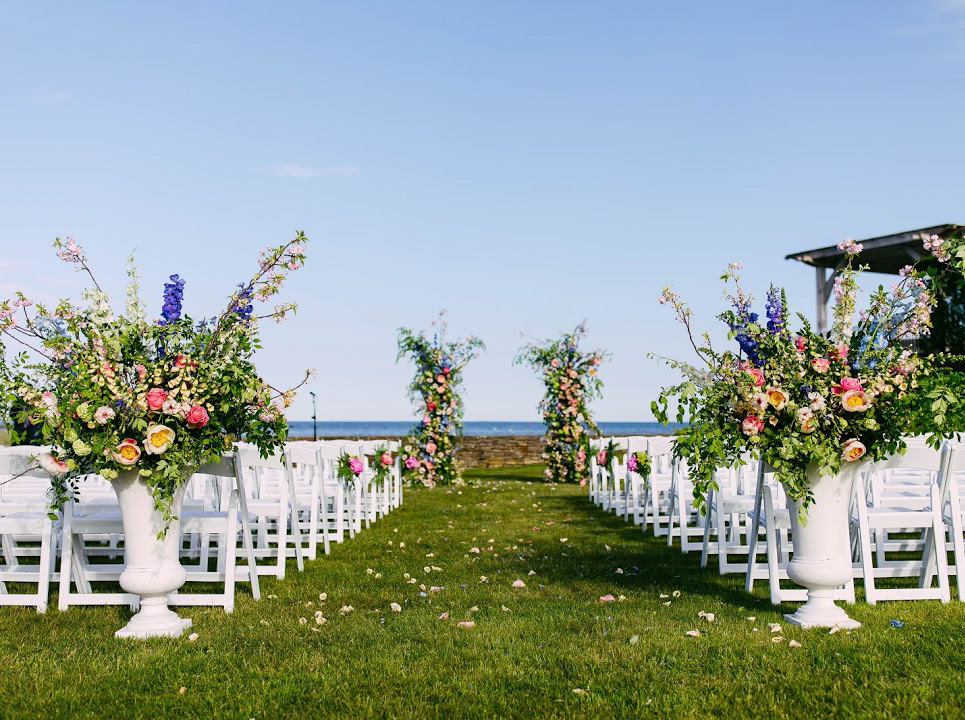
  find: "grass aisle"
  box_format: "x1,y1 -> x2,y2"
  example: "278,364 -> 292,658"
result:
2,465 -> 964,719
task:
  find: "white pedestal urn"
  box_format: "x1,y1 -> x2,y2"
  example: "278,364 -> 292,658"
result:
782,462 -> 863,630
108,469 -> 192,639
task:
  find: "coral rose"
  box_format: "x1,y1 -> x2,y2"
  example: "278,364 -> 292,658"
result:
146,387 -> 168,411
186,405 -> 209,428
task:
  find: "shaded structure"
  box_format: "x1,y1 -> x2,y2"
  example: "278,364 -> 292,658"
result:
786,224 -> 963,334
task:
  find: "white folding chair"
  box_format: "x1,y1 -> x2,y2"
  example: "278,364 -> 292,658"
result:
853,444 -> 951,604
171,452 -> 261,612
236,446 -> 304,579
702,459 -> 758,574
0,453 -> 56,612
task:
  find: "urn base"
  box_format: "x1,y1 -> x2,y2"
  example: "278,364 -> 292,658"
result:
115,597 -> 192,639
784,589 -> 860,629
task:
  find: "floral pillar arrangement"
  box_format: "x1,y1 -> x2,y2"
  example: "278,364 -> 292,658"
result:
515,323 -> 606,484
653,241 -> 947,628
0,233 -> 312,638
397,312 -> 484,487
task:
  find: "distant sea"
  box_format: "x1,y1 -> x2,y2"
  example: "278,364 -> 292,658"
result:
286,421 -> 684,438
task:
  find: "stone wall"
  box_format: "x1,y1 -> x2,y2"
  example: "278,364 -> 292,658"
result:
456,435 -> 544,469
289,434 -> 545,469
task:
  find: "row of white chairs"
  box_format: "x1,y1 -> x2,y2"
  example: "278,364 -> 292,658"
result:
0,439 -> 404,613
590,435 -> 965,606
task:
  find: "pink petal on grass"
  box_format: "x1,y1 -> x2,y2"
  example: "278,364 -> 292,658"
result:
457,621 -> 475,629
512,580 -> 526,588
599,594 -> 616,603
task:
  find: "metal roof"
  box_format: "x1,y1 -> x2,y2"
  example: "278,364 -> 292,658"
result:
785,224 -> 963,275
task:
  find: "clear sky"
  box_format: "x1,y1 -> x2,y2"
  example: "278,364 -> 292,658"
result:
1,1 -> 963,422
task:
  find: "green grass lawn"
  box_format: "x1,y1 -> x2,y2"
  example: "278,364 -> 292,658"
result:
2,464 -> 965,719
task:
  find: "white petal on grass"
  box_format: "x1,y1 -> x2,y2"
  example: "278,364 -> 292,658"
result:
686,630 -> 700,637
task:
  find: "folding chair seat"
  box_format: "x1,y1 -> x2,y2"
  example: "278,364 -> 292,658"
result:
638,437 -> 675,536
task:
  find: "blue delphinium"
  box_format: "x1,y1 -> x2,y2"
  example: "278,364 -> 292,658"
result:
158,274 -> 185,325
730,307 -> 762,366
232,283 -> 254,324
764,285 -> 786,336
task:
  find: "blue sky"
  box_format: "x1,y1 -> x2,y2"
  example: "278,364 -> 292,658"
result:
1,1 -> 964,422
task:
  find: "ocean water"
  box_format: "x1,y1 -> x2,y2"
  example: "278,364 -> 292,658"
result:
285,421 -> 683,438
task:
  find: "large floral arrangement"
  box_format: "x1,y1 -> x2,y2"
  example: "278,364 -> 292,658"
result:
653,238 -> 944,512
515,323 -> 605,484
0,234 -> 311,522
397,312 -> 484,487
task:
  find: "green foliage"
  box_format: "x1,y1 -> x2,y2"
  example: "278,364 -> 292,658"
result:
0,234 -> 311,522
397,311 -> 484,487
515,322 -> 606,483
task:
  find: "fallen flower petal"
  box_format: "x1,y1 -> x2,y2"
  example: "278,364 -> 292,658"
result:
686,630 -> 700,637
457,621 -> 475,629
512,580 -> 526,588
599,594 -> 616,603
390,603 -> 402,613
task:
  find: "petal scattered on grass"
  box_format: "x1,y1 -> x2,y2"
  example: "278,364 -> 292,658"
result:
599,594 -> 616,604
672,591 -> 681,598
659,594 -> 669,599
789,640 -> 802,648
746,616 -> 755,622
686,630 -> 700,637
829,627 -> 841,635
315,616 -> 327,625
618,595 -> 627,602
298,617 -> 307,625
188,632 -> 198,642
512,580 -> 526,588
457,621 -> 475,629
768,623 -> 782,634
560,538 -> 568,543
339,605 -> 354,615
629,635 -> 640,645
439,612 -> 449,620
390,603 -> 402,613
470,547 -> 481,554
501,605 -> 510,612
528,570 -> 537,576
572,688 -> 587,696
662,601 -> 671,607
772,636 -> 785,644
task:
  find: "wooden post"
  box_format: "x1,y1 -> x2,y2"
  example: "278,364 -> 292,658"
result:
815,266 -> 827,335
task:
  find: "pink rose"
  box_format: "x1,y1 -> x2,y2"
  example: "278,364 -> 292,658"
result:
551,359 -> 560,368
405,456 -> 420,470
146,387 -> 168,411
348,456 -> 364,475
135,364 -> 147,379
186,405 -> 209,429
833,377 -> 863,395
426,441 -> 437,456
597,450 -> 607,465
741,364 -> 765,387
422,416 -> 430,426
812,357 -> 831,374
795,336 -> 808,352
742,415 -> 765,437
380,452 -> 393,467
174,354 -> 188,369
436,374 -> 446,384
836,345 -> 849,360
